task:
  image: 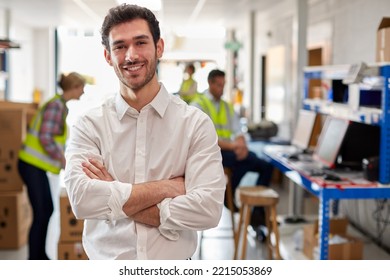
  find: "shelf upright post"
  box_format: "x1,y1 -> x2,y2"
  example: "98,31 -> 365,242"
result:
303,71 -> 311,99
379,64 -> 390,184
0,51 -> 8,99
317,189 -> 331,260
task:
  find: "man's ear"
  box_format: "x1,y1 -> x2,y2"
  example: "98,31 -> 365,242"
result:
104,48 -> 113,66
156,38 -> 164,59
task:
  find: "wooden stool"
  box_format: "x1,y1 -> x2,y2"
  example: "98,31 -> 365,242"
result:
223,168 -> 237,240
234,186 -> 281,260
199,168 -> 235,259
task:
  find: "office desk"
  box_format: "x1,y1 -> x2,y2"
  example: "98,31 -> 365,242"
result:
264,144 -> 390,260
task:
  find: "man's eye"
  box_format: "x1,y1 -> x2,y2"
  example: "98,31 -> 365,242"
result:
113,45 -> 125,50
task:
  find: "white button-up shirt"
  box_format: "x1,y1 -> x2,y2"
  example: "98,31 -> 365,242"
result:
64,84 -> 225,260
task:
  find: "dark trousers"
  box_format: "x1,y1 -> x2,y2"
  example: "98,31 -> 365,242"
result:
221,150 -> 274,227
221,150 -> 274,191
18,159 -> 53,260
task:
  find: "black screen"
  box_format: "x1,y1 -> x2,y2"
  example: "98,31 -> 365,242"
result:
337,121 -> 380,169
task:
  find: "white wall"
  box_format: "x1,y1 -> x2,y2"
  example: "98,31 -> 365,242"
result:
247,0 -> 295,138
5,19 -> 55,104
32,28 -> 56,103
235,0 -> 390,126
8,25 -> 34,102
310,0 -> 389,64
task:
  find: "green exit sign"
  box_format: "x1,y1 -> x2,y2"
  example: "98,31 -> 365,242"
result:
224,40 -> 242,51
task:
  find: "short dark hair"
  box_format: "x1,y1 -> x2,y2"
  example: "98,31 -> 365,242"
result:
100,4 -> 161,51
208,69 -> 225,82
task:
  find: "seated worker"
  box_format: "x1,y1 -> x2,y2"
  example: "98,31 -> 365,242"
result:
178,63 -> 198,104
191,69 -> 274,240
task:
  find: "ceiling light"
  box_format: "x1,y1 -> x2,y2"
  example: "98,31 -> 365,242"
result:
116,0 -> 162,11
175,26 -> 226,39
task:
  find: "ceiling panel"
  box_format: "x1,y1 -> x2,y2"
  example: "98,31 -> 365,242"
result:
0,0 -> 283,31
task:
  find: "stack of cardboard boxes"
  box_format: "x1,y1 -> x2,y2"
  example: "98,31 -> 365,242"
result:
0,101 -> 36,250
57,188 -> 88,260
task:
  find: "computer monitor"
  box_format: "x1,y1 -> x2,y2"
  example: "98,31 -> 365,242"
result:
313,116 -> 381,170
337,121 -> 380,169
313,116 -> 349,169
291,109 -> 318,151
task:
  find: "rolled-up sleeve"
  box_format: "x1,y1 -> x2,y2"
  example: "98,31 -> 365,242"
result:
158,113 -> 225,232
64,118 -> 131,221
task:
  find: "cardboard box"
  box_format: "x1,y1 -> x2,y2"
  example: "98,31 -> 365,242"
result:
58,241 -> 88,260
0,101 -> 38,110
376,17 -> 390,62
0,188 -> 32,249
0,107 -> 36,192
0,101 -> 37,126
303,218 -> 363,260
59,188 -> 84,242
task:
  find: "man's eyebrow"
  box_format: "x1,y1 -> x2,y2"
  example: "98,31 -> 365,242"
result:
133,34 -> 151,40
112,39 -> 125,46
111,34 -> 151,46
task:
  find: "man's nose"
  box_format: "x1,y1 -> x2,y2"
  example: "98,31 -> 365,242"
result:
125,46 -> 139,62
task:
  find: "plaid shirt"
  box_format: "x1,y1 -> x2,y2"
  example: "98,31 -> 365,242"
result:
38,97 -> 67,162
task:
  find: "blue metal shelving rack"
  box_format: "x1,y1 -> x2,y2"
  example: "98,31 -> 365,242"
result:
303,63 -> 390,185
265,63 -> 390,260
379,64 -> 390,184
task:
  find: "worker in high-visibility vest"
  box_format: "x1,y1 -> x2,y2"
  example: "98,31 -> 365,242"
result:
191,69 -> 274,242
18,72 -> 85,260
178,63 -> 198,104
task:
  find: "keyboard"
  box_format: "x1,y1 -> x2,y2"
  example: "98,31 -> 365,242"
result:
283,150 -> 313,161
299,167 -> 342,181
291,161 -> 323,174
284,153 -> 343,180
307,168 -> 325,177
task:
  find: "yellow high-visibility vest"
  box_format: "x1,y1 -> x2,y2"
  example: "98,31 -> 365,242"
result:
18,95 -> 67,174
179,78 -> 198,104
192,95 -> 234,140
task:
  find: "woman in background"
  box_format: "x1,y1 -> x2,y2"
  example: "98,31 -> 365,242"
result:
18,72 -> 85,260
178,63 -> 198,104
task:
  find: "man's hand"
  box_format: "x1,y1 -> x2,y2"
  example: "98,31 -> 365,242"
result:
82,158 -> 114,181
164,176 -> 186,198
234,144 -> 249,160
218,136 -> 249,160
233,136 -> 249,160
123,177 -> 186,218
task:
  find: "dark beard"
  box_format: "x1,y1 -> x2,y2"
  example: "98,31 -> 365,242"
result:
121,57 -> 158,91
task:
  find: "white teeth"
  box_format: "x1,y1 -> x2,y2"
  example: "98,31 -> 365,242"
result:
125,65 -> 142,71
130,65 -> 141,71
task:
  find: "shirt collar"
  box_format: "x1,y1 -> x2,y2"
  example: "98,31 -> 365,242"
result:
115,83 -> 169,120
115,93 -> 130,120
204,89 -> 220,104
149,83 -> 169,118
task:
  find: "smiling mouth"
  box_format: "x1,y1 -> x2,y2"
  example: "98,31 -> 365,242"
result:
123,63 -> 144,72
